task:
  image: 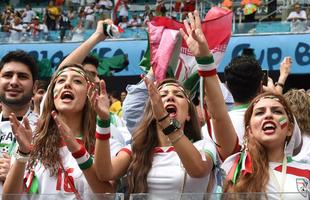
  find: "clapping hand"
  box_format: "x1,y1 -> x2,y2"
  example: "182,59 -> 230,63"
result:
9,113 -> 32,154
51,111 -> 80,152
88,80 -> 110,121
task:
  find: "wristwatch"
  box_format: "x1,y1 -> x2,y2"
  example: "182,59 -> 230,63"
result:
162,118 -> 181,135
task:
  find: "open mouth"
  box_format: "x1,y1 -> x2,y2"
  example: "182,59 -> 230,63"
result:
262,121 -> 276,134
60,91 -> 75,101
165,104 -> 177,117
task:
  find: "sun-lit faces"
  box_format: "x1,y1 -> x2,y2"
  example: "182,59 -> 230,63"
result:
53,67 -> 88,114
158,83 -> 190,124
248,98 -> 292,149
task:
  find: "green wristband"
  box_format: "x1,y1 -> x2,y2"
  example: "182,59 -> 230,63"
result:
96,115 -> 111,128
78,157 -> 93,170
195,55 -> 214,65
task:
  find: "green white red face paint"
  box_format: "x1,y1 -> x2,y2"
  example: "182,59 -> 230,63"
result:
279,116 -> 288,129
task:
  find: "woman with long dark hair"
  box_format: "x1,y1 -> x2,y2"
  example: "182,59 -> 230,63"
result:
3,64 -> 114,198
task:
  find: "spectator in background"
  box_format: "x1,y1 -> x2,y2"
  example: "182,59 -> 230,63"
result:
26,16 -> 49,41
284,89 -> 310,164
45,0 -> 61,30
7,16 -> 25,43
84,2 -> 97,29
82,55 -> 100,84
127,13 -> 142,27
118,16 -> 128,29
109,90 -> 122,116
21,4 -> 36,24
287,3 -> 307,32
59,10 -> 72,42
120,91 -> 127,104
241,0 -> 261,22
155,0 -> 167,16
71,19 -> 85,41
182,0 -> 196,15
221,0 -> 233,10
267,0 -> 277,21
31,80 -> 48,115
118,0 -> 130,22
97,0 -> 113,19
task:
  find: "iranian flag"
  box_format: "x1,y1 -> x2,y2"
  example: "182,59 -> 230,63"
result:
141,7 -> 233,98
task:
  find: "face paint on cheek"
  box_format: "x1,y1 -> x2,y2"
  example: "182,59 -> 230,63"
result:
279,116 -> 288,129
53,87 -> 61,99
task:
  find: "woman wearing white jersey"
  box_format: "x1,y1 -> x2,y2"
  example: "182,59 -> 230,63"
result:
172,10 -> 310,199
2,64 -> 113,199
92,11 -> 217,197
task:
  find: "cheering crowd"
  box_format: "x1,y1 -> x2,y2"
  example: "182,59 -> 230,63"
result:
0,9 -> 309,200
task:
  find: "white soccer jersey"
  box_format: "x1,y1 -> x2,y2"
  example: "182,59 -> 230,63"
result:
222,156 -> 310,200
23,145 -> 93,199
120,139 -> 217,198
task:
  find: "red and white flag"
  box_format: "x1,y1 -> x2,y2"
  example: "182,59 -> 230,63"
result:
147,7 -> 233,97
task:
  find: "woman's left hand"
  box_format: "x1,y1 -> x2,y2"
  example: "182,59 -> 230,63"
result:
88,80 -> 110,121
179,10 -> 211,57
51,111 -> 80,152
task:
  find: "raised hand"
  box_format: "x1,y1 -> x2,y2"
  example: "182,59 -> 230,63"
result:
143,75 -> 166,121
179,10 -> 211,57
94,19 -> 114,41
88,80 -> 110,120
279,56 -> 292,81
51,111 -> 80,152
9,113 -> 32,154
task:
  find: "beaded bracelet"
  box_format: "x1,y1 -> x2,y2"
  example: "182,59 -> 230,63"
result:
96,115 -> 111,140
72,144 -> 93,170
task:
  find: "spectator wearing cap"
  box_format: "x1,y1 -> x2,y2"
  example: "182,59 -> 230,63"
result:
26,16 -> 49,41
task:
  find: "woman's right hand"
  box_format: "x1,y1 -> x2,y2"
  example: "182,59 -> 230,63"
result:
9,113 -> 32,154
94,19 -> 114,41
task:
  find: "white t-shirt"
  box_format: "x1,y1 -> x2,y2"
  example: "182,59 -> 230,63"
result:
22,10 -> 36,23
120,139 -> 217,198
84,6 -> 96,21
228,106 -> 248,145
22,145 -> 93,198
222,155 -> 310,199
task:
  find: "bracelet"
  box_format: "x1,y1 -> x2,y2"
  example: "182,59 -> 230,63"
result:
72,144 -> 93,170
169,131 -> 185,145
195,55 -> 217,77
158,113 -> 170,122
96,115 -> 111,140
17,148 -> 30,156
275,82 -> 284,88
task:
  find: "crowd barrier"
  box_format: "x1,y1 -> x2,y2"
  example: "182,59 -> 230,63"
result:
1,192 -> 309,199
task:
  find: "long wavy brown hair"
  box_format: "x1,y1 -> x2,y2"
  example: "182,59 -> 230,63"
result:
223,92 -> 294,199
127,78 -> 202,193
27,64 -> 96,176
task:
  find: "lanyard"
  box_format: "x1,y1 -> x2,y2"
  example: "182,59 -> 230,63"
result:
269,156 -> 287,200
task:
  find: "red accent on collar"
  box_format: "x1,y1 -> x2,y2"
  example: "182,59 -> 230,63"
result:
274,166 -> 310,179
153,146 -> 175,153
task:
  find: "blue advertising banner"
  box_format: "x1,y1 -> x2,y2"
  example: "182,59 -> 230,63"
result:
0,33 -> 309,75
